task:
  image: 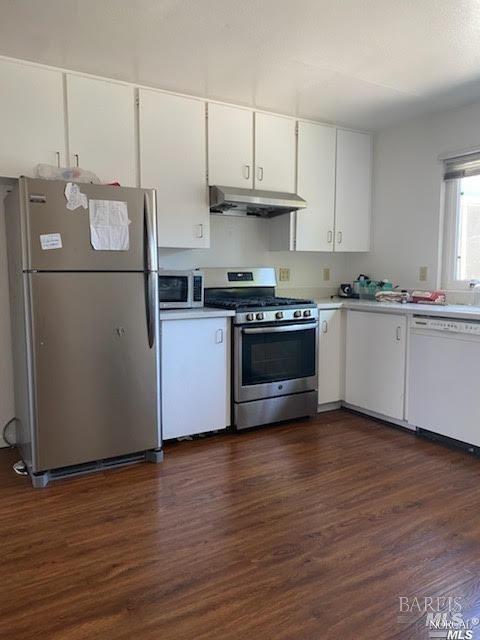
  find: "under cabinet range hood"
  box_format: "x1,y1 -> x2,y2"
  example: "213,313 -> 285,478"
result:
209,185 -> 307,218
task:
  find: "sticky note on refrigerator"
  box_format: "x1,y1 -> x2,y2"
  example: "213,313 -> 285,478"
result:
40,233 -> 62,250
88,199 -> 130,251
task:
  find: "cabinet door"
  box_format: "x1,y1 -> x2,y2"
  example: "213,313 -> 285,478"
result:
334,129 -> 372,252
318,309 -> 343,405
254,112 -> 296,192
0,60 -> 66,178
296,122 -> 336,251
345,311 -> 406,419
161,318 -> 230,439
66,74 -> 136,186
139,90 -> 209,248
207,103 -> 253,187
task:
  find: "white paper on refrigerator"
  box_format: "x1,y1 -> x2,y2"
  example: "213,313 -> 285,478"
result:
40,233 -> 63,250
88,199 -> 130,251
64,182 -> 88,211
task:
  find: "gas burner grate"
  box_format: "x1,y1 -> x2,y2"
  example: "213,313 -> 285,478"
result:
205,295 -> 314,310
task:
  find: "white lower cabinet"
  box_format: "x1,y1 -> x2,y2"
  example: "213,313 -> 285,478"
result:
161,318 -> 230,439
345,311 -> 407,420
318,309 -> 343,405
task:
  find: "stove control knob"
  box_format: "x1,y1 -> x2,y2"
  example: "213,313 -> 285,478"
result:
275,311 -> 284,320
303,310 -> 312,317
256,312 -> 264,320
293,310 -> 302,318
246,313 -> 255,321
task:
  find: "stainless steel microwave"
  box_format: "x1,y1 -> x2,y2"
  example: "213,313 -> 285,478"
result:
159,270 -> 204,309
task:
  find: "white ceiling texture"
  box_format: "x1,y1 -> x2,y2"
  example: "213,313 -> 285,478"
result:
2,0 -> 480,130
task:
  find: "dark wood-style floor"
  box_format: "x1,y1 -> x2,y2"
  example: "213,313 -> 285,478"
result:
2,409 -> 480,639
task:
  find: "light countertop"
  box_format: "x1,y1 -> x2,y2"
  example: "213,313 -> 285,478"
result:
315,297 -> 480,320
159,300 -> 480,322
160,308 -> 235,321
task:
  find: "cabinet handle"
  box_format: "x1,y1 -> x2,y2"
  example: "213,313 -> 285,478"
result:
55,151 -> 61,168
322,320 -> 328,333
396,326 -> 402,341
257,166 -> 264,181
74,153 -> 79,168
337,231 -> 343,244
243,165 -> 250,180
215,328 -> 224,344
327,230 -> 333,244
196,224 -> 203,239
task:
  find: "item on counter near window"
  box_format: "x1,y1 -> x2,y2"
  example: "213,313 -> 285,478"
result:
410,290 -> 446,305
352,274 -> 371,296
375,290 -> 409,304
338,283 -> 356,298
358,279 -> 394,300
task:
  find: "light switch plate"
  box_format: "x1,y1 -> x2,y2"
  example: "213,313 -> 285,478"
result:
419,266 -> 428,282
322,268 -> 330,281
279,268 -> 290,282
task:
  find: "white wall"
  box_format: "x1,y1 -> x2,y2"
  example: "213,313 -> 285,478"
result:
351,99 -> 480,291
0,191 -> 14,447
159,214 -> 352,290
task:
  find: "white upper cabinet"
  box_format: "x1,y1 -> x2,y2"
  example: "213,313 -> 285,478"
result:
207,103 -> 253,188
0,56 -> 372,254
0,59 -> 66,178
66,74 -> 136,186
295,122 -> 336,251
254,112 -> 296,192
139,89 -> 209,248
334,129 -> 372,252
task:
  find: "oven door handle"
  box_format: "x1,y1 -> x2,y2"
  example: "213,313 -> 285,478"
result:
242,321 -> 318,335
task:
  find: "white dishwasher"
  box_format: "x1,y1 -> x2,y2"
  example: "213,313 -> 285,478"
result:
408,315 -> 480,447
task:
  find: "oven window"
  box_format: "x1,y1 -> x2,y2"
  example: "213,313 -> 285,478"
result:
159,276 -> 188,303
242,326 -> 316,385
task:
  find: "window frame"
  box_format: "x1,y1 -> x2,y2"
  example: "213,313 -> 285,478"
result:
442,177 -> 480,290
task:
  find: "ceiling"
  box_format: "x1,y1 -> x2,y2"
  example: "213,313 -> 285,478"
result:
2,0 -> 480,130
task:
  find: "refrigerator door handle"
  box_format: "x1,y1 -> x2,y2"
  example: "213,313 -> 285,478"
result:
144,192 -> 156,272
146,271 -> 156,348
143,191 -> 157,348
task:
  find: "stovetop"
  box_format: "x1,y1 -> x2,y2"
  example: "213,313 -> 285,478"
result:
203,268 -> 318,324
205,295 -> 315,311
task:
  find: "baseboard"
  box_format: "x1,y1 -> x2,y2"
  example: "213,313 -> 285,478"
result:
341,402 -> 416,431
317,401 -> 342,413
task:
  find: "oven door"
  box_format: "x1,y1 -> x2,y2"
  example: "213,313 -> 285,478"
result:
234,320 -> 318,402
159,273 -> 192,308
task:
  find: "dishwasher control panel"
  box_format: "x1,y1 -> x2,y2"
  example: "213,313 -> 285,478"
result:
412,316 -> 480,334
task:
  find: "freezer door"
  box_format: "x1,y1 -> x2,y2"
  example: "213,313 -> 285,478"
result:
21,178 -> 157,271
29,272 -> 160,471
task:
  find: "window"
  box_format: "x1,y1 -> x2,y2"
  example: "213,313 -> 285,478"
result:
443,154 -> 480,289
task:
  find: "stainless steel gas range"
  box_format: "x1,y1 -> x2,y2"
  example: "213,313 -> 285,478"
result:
204,268 -> 319,430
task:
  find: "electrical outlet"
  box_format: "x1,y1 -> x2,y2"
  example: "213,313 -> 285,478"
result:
279,268 -> 290,282
419,266 -> 428,282
322,268 -> 331,281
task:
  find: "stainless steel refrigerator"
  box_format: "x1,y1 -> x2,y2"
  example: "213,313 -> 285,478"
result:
5,177 -> 161,487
